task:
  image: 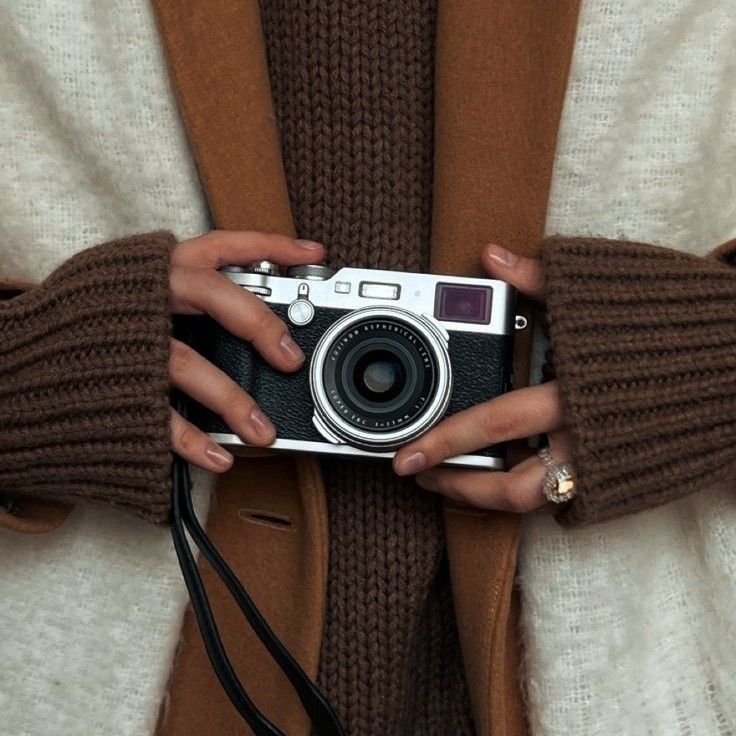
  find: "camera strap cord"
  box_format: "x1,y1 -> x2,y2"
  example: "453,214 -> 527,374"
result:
170,396 -> 345,736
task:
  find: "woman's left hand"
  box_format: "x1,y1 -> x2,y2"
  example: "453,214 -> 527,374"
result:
392,243 -> 572,514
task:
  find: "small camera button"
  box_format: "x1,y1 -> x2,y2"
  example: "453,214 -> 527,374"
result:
335,281 -> 352,294
288,298 -> 315,326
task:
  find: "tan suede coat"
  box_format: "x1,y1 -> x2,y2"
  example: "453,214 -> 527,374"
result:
0,0 -> 583,733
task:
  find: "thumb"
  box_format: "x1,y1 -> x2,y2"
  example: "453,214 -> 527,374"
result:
482,243 -> 546,302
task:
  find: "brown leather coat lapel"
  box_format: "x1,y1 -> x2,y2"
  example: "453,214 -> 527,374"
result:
152,2 -> 328,735
433,1 -> 582,733
154,0 -> 293,233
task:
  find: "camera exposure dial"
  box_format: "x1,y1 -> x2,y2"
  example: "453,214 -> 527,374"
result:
243,260 -> 281,276
286,264 -> 335,281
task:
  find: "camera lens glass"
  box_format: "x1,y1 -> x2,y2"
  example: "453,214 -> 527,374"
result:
354,350 -> 406,401
322,317 -> 437,432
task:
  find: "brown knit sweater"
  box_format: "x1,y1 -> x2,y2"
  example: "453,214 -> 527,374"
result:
258,1 -> 475,734
0,232 -> 174,524
543,235 -> 736,526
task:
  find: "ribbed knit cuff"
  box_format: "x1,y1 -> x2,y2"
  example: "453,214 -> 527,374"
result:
542,236 -> 736,527
0,232 -> 175,524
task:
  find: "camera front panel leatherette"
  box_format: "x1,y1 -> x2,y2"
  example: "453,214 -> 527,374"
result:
446,331 -> 513,459
188,306 -> 348,443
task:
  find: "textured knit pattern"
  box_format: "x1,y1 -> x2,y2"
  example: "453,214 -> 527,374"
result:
260,0 -> 434,273
542,236 -> 736,526
520,1 -> 736,734
258,2 -> 475,734
1,232 -> 174,523
0,3 -> 212,735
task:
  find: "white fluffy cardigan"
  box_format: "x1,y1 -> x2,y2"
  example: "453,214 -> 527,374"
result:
1,1 -> 735,735
521,2 -> 736,734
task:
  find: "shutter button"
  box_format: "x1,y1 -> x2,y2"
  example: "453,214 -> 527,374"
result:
288,283 -> 315,326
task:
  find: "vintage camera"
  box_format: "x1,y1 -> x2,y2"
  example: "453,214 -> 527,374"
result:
187,261 -> 518,469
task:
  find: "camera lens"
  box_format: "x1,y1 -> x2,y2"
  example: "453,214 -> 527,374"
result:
325,320 -> 433,432
354,350 -> 405,401
310,307 -> 452,451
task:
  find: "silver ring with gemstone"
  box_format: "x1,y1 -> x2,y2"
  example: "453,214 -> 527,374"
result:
537,447 -> 576,504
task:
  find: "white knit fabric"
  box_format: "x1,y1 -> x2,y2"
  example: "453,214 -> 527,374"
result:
0,2 -> 212,736
0,0 -> 208,279
521,1 -> 736,735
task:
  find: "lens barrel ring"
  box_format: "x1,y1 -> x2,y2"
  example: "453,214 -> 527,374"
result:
310,307 -> 452,451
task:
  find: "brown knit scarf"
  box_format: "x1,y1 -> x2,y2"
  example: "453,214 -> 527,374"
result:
258,2 -> 475,734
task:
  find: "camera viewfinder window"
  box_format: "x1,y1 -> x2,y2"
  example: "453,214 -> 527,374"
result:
434,284 -> 492,324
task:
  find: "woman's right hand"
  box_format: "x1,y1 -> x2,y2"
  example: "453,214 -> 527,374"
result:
168,230 -> 325,473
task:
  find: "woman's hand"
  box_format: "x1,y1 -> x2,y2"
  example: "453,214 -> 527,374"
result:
392,243 -> 571,514
169,230 -> 324,473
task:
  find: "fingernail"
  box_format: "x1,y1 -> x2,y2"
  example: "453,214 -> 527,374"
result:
295,239 -> 323,250
486,243 -> 519,267
206,444 -> 233,468
250,407 -> 276,438
395,452 -> 427,476
280,333 -> 305,363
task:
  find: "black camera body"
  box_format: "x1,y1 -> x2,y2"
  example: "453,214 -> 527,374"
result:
187,262 -> 517,469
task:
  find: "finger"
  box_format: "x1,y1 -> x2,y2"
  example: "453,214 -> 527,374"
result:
415,455 -> 547,513
171,409 -> 234,473
548,429 -> 573,459
482,243 -> 546,301
169,339 -> 276,446
393,382 -> 563,476
172,230 -> 325,269
171,268 -> 305,372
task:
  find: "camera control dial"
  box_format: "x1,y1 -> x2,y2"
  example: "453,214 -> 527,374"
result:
245,260 -> 281,276
286,264 -> 335,281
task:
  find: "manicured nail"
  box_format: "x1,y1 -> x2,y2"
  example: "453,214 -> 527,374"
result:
280,333 -> 305,363
206,444 -> 233,468
250,407 -> 276,438
295,239 -> 323,249
486,243 -> 519,267
395,451 -> 427,476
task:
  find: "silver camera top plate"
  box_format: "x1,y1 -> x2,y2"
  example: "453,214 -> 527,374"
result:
221,265 -> 516,336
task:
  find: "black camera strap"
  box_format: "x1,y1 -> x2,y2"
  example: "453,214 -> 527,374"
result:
170,396 -> 345,736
